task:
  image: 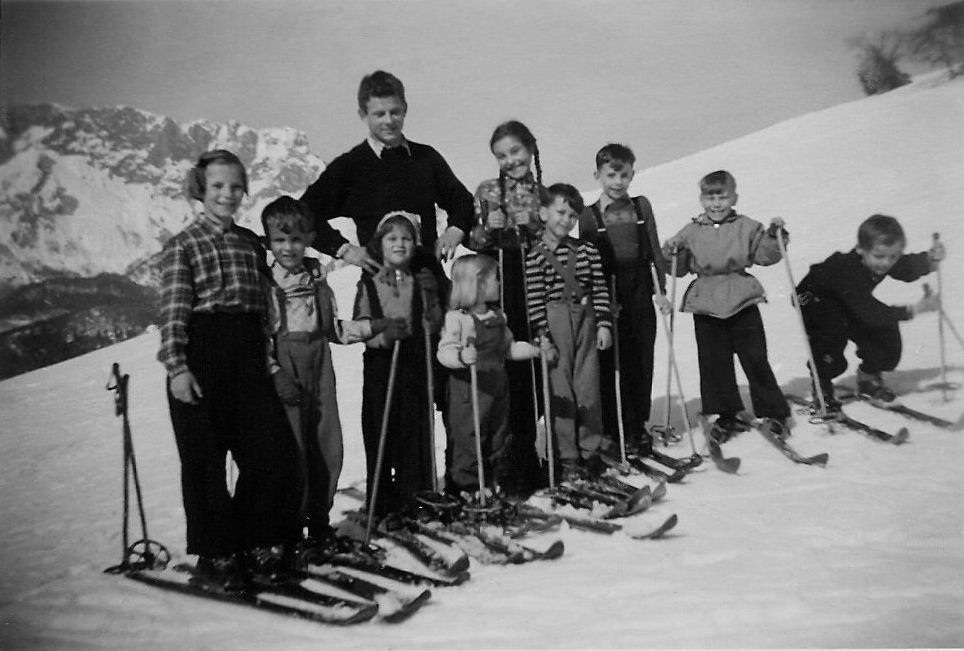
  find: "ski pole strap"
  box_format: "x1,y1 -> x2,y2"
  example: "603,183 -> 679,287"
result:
532,241 -> 585,302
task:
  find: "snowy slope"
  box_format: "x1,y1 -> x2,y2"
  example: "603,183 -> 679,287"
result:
1,75 -> 963,650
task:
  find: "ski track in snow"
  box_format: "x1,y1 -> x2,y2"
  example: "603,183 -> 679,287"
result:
2,75 -> 964,649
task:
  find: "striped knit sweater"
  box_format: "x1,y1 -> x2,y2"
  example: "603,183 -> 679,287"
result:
525,237 -> 612,333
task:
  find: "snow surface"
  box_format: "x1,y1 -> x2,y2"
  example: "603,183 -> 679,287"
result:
1,75 -> 963,650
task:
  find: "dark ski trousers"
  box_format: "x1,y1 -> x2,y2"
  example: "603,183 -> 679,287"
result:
803,304 -> 902,381
168,312 -> 300,557
499,246 -> 543,492
693,306 -> 790,419
275,332 -> 342,537
598,264 -> 657,445
546,300 -> 604,462
361,342 -> 433,518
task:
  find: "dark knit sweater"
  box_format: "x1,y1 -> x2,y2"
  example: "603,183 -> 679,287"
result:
300,140 -> 475,257
796,249 -> 932,327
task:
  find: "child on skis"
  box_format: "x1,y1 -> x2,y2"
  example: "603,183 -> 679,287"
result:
796,214 -> 943,410
579,143 -> 672,459
262,196 -> 407,547
158,150 -> 299,589
353,211 -> 444,518
525,183 -> 612,481
662,170 -> 791,441
469,120 -> 547,498
437,254 -> 553,496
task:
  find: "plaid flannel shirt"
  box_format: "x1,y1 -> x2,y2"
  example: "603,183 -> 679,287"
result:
157,214 -> 269,378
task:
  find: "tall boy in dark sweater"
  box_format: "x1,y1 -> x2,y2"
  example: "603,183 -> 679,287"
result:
300,70 -> 475,271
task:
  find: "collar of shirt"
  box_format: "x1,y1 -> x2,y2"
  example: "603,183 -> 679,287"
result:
199,211 -> 235,234
270,258 -> 306,279
598,194 -> 631,215
694,210 -> 739,226
505,172 -> 537,191
367,136 -> 411,159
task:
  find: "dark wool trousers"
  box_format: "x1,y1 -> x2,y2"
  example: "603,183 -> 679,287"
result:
499,246 -> 543,492
361,342 -> 434,518
693,306 -> 790,420
803,304 -> 902,381
168,313 -> 300,557
598,264 -> 658,445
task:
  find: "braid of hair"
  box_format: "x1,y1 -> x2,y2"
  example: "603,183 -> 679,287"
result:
498,169 -> 509,221
529,142 -> 543,232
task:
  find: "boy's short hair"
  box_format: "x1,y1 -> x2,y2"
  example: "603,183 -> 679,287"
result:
261,196 -> 314,236
857,214 -> 906,249
699,170 -> 737,194
186,149 -> 248,201
540,183 -> 585,214
358,70 -> 406,111
595,143 -> 636,171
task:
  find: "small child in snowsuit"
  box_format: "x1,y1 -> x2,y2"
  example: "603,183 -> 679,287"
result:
663,170 -> 790,440
579,143 -> 672,458
158,150 -> 299,590
353,211 -> 444,517
437,254 -> 552,496
796,214 -> 943,409
525,183 -> 612,481
262,196 -> 406,546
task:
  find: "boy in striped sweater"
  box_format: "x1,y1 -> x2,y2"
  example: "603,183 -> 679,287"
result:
525,183 -> 612,481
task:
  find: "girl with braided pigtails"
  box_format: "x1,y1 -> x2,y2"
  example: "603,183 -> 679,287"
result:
469,120 -> 546,499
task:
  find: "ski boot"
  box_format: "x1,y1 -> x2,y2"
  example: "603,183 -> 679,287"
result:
857,368 -> 896,403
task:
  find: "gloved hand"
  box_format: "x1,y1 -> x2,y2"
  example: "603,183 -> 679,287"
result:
374,317 -> 410,342
416,268 -> 439,299
767,217 -> 789,244
272,369 -> 301,405
929,240 -> 946,263
662,237 -> 685,258
912,293 -> 940,316
460,342 -> 478,366
536,331 -> 558,366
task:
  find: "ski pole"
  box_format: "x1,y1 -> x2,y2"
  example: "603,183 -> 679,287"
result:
365,338 -> 402,544
539,329 -> 557,488
104,363 -> 169,573
649,264 -> 695,454
609,276 -> 627,464
421,285 -> 439,493
940,309 -> 964,353
775,226 -> 829,416
466,337 -> 487,506
933,232 -> 949,401
519,230 -> 543,468
652,250 -> 679,446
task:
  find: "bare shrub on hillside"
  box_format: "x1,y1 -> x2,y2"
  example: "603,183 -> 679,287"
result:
849,32 -> 911,95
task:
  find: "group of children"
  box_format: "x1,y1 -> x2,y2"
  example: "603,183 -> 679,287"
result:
158,70 -> 945,590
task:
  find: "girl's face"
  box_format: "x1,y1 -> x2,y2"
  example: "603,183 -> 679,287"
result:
491,135 -> 533,181
202,162 -> 245,225
380,224 -> 415,269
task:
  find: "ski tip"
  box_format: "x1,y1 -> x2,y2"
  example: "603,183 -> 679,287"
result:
541,539 -> 566,560
808,452 -> 830,467
892,428 -> 910,445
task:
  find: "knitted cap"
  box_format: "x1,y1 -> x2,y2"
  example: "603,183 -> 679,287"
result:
375,210 -> 422,245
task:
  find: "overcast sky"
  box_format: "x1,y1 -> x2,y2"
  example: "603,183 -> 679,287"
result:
1,0 -> 943,190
